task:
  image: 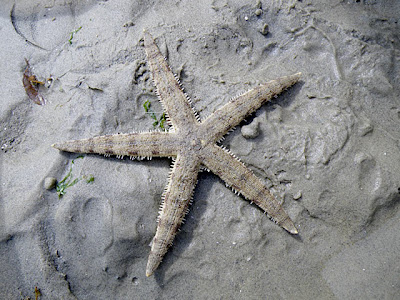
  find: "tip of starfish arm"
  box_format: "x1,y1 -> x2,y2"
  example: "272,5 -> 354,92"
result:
285,223 -> 299,235
146,262 -> 157,277
289,72 -> 302,82
146,250 -> 163,277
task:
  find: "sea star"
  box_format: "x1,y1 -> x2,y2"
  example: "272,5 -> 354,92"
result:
53,30 -> 301,277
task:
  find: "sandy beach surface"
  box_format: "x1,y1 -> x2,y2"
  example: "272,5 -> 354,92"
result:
1,0 -> 399,299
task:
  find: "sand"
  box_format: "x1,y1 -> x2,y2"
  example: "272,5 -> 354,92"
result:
1,0 -> 399,299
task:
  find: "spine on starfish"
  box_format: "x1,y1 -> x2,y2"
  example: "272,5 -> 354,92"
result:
172,73 -> 202,123
157,158 -> 176,223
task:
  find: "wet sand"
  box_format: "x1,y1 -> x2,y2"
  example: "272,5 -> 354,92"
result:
1,0 -> 399,299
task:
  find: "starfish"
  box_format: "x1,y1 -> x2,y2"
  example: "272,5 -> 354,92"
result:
52,30 -> 301,277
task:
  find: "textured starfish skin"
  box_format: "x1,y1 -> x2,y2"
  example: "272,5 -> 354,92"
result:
53,30 -> 301,277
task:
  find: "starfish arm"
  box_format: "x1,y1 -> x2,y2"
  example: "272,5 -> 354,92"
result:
143,30 -> 199,130
146,153 -> 200,276
201,73 -> 301,142
202,144 -> 298,234
52,132 -> 180,158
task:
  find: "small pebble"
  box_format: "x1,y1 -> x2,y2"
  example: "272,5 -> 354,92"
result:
241,120 -> 259,139
44,177 -> 57,190
357,120 -> 373,136
259,23 -> 269,35
293,190 -> 302,200
132,277 -> 139,285
123,21 -> 134,28
255,8 -> 262,16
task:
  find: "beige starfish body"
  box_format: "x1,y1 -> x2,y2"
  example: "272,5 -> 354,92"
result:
53,30 -> 301,277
